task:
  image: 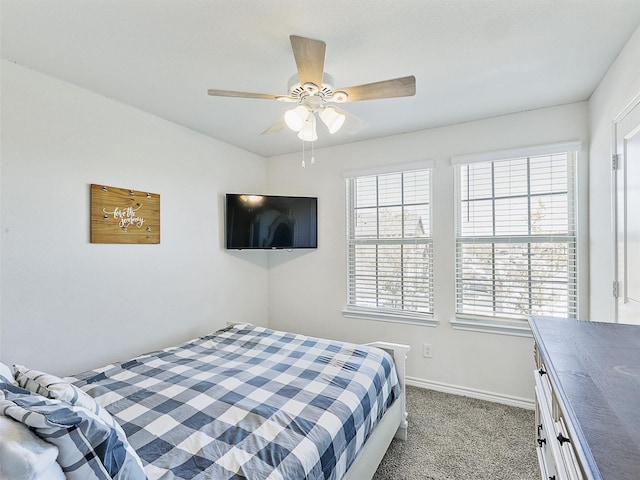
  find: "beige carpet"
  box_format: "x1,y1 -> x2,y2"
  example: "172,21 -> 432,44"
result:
373,386 -> 539,480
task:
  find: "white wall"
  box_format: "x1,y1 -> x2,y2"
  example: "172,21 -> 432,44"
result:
588,24 -> 640,322
267,102 -> 589,403
0,61 -> 269,375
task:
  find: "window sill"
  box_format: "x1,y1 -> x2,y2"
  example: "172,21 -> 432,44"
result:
342,307 -> 439,327
451,315 -> 532,337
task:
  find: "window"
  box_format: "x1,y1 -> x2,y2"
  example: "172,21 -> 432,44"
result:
453,146 -> 578,333
344,167 -> 434,325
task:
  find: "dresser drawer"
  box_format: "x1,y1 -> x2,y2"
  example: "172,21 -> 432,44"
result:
554,418 -> 584,480
535,374 -> 570,480
535,443 -> 554,480
534,367 -> 553,407
534,369 -> 584,480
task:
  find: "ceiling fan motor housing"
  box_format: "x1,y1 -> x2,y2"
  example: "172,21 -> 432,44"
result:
287,73 -> 347,104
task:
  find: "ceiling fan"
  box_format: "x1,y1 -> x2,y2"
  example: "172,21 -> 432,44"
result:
207,35 -> 416,142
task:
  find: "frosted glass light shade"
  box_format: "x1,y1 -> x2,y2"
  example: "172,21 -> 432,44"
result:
297,116 -> 318,141
320,106 -> 346,134
284,105 -> 310,132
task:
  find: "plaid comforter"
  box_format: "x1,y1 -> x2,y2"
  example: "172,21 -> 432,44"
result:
68,324 -> 400,480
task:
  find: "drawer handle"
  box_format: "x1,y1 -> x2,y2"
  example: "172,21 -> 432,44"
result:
557,433 -> 571,445
537,438 -> 546,447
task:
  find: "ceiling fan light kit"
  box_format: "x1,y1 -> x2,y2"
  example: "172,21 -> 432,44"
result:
207,34 -> 416,163
320,106 -> 346,134
285,102 -> 345,139
298,115 -> 318,142
284,105 -> 310,132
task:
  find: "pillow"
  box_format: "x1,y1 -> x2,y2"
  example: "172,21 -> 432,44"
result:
12,364 -> 140,462
0,389 -> 147,480
14,365 -> 102,414
0,415 -> 66,480
0,361 -> 14,385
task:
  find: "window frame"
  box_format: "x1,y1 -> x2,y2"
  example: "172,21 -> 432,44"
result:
342,161 -> 437,327
451,142 -> 581,336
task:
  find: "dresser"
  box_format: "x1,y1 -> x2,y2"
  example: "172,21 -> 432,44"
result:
529,316 -> 640,480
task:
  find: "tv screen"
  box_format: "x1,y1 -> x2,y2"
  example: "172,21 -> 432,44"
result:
225,194 -> 318,249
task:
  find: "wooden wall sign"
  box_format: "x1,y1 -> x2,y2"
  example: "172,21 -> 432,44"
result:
90,184 -> 160,244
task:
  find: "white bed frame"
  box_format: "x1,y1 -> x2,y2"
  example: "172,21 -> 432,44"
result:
342,341 -> 410,480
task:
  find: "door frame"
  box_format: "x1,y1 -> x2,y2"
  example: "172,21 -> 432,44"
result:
612,90 -> 640,322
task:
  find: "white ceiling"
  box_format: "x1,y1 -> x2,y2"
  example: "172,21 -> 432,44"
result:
2,0 -> 640,158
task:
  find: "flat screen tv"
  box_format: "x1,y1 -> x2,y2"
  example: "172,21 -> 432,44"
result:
225,194 -> 318,249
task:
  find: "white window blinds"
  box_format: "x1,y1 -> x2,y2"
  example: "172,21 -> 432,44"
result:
455,150 -> 578,321
346,168 -> 433,318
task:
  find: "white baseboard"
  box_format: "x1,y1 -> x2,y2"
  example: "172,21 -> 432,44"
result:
406,376 -> 535,410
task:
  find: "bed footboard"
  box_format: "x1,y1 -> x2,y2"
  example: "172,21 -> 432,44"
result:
366,341 -> 410,440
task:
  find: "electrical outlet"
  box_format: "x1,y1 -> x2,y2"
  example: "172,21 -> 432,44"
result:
423,343 -> 433,358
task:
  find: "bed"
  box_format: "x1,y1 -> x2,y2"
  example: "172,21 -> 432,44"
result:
0,324 -> 409,480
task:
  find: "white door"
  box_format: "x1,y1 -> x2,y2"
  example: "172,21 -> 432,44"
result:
614,96 -> 640,325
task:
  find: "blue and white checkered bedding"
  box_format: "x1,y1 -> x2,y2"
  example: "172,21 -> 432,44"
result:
68,324 -> 400,480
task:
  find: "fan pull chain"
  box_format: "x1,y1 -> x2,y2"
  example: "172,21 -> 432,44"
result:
301,139 -> 306,168
311,140 -> 315,165
301,139 -> 317,168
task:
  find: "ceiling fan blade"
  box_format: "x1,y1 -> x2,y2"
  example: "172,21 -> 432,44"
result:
334,75 -> 416,102
334,107 -> 368,135
207,89 -> 281,100
290,35 -> 326,88
260,118 -> 286,135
